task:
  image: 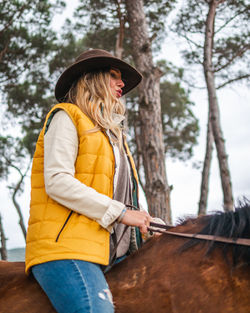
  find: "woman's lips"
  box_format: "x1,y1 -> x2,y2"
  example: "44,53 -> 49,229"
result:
116,89 -> 123,97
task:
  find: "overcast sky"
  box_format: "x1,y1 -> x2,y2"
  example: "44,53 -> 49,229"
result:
1,1 -> 249,250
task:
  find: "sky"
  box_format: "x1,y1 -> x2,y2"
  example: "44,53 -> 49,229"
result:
0,0 -> 249,250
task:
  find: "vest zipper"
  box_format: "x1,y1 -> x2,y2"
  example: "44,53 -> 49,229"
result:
55,211 -> 73,242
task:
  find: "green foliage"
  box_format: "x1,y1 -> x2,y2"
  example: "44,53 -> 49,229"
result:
0,0 -> 65,87
74,0 -> 176,53
144,0 -> 176,34
50,31 -> 92,74
70,0 -> 199,162
160,80 -> 199,160
0,0 -> 199,183
126,60 -> 199,161
0,0 -> 68,147
0,0 -> 66,184
156,60 -> 199,160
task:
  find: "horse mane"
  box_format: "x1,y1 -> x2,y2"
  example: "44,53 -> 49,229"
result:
179,200 -> 250,266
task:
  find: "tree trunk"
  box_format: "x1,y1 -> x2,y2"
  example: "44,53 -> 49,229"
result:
133,119 -> 145,191
198,109 -> 214,215
9,166 -> 30,240
203,0 -> 234,212
125,0 -> 171,223
114,0 -> 125,59
12,177 -> 27,240
0,214 -> 8,260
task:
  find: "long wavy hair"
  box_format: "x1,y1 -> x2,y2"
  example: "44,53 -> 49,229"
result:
66,70 -> 126,146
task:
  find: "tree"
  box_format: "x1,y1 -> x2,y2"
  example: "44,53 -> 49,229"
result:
158,62 -> 199,161
74,0 -> 175,54
174,0 -> 250,213
0,135 -> 33,239
1,0 -> 199,226
71,0 -> 198,222
126,62 -> 199,200
125,0 -> 171,222
0,0 -> 66,241
0,0 -> 64,87
0,0 -> 66,132
198,115 -> 213,215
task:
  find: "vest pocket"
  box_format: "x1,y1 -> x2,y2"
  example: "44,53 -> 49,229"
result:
55,211 -> 73,242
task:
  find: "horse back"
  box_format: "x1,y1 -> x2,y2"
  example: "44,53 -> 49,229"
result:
0,261 -> 55,313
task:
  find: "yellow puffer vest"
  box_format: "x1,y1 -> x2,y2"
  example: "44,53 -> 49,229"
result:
25,103 -> 139,274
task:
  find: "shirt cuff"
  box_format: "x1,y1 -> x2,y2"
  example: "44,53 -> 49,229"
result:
96,200 -> 125,232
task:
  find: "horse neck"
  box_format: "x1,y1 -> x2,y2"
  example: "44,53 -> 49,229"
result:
106,233 -> 250,313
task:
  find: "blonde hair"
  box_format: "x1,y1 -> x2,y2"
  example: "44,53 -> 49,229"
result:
66,70 -> 126,146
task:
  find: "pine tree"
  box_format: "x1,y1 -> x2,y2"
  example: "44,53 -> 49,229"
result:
71,0 -> 199,221
174,0 -> 250,213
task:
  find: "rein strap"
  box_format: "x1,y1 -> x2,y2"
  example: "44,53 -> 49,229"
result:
149,222 -> 250,247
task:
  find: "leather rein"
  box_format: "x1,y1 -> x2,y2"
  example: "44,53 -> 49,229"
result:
149,222 -> 250,247
125,204 -> 250,247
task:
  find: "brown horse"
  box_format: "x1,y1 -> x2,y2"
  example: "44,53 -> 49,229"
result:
1,202 -> 250,313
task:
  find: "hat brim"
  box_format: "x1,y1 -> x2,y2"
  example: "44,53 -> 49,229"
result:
55,56 -> 142,102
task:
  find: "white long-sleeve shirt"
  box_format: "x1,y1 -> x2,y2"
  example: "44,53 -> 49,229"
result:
44,110 -> 125,232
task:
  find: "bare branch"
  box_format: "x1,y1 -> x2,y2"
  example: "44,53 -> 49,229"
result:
217,0 -> 227,4
0,39 -> 10,63
181,76 -> 206,89
216,74 -> 250,89
9,160 -> 31,240
175,28 -> 203,50
172,26 -> 203,66
214,45 -> 250,72
2,154 -> 23,176
12,181 -> 27,240
215,8 -> 249,34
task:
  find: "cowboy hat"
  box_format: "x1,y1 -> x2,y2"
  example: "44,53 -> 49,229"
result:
55,49 -> 142,102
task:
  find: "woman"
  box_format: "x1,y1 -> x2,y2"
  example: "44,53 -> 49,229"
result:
25,49 -> 153,313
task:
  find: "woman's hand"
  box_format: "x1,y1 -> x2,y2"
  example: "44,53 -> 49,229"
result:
120,209 -> 151,234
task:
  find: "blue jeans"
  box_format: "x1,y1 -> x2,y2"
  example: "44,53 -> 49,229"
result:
32,259 -> 114,313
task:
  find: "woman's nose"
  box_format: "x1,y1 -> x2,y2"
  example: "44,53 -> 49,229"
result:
118,79 -> 125,88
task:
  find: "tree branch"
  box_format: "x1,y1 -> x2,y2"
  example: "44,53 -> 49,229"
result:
11,178 -> 27,240
216,74 -> 250,89
217,0 -> 227,4
9,160 -> 31,240
4,152 -> 32,240
181,76 -> 206,89
215,8 -> 249,34
175,28 -> 203,50
214,45 -> 250,72
0,0 -> 33,36
2,154 -> 23,176
0,39 -> 10,63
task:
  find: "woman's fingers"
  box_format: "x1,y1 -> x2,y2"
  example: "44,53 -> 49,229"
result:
120,209 -> 151,234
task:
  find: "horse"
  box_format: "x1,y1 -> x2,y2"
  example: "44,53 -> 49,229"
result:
1,202 -> 250,313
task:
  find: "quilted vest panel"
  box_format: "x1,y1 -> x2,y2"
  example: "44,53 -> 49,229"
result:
25,103 -> 117,273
